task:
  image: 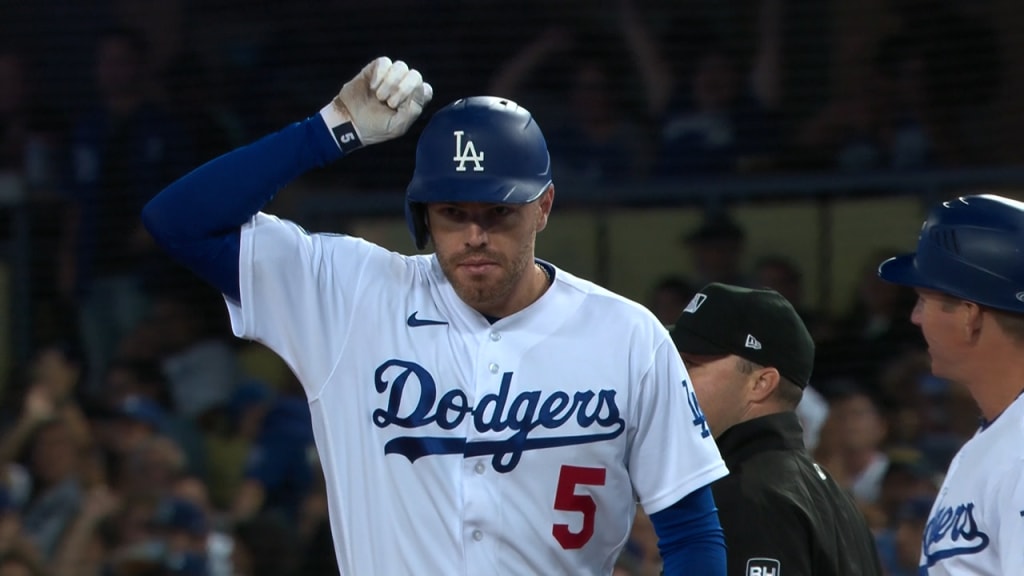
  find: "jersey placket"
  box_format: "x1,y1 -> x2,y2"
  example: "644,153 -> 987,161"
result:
461,324 -> 512,572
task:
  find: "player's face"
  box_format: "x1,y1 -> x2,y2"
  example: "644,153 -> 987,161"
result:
428,189 -> 553,316
679,353 -> 748,437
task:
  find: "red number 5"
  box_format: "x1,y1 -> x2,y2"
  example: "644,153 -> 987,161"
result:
552,465 -> 607,549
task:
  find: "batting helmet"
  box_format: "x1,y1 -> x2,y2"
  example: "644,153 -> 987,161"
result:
878,194 -> 1024,313
404,96 -> 552,250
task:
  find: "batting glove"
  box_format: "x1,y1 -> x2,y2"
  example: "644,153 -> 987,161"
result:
320,57 -> 433,153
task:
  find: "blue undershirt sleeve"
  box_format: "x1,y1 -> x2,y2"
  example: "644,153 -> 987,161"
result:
141,115 -> 344,301
648,485 -> 726,576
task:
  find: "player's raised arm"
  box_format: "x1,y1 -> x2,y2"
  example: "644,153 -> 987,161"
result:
141,57 -> 433,300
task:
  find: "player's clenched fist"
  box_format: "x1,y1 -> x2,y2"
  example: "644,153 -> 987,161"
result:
322,57 -> 433,150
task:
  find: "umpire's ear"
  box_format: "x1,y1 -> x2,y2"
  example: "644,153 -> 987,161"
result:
748,365 -> 780,404
535,185 -> 555,232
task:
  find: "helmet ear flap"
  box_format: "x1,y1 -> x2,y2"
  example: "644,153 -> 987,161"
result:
405,202 -> 430,250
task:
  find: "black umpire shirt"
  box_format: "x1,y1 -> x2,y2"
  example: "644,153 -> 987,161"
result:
712,412 -> 883,576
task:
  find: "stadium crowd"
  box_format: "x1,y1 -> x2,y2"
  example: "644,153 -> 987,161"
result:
0,0 -> 1010,574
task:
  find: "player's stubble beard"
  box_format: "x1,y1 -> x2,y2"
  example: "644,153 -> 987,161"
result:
439,238 -> 534,315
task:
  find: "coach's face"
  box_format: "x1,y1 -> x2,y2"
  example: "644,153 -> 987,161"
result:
428,186 -> 554,317
910,288 -> 977,382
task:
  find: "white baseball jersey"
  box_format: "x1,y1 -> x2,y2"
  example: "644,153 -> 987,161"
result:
918,391 -> 1024,575
225,212 -> 728,575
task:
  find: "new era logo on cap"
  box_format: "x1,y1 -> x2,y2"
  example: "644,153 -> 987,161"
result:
684,293 -> 707,313
669,283 -> 815,389
745,334 -> 762,350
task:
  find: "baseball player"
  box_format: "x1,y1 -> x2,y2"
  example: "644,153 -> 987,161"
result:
668,283 -> 883,575
142,57 -> 729,575
878,193 -> 1024,575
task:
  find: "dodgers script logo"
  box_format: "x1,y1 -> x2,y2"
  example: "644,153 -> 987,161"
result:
372,359 -> 625,473
921,502 -> 990,568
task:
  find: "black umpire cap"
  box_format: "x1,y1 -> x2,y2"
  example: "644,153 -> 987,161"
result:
669,283 -> 815,389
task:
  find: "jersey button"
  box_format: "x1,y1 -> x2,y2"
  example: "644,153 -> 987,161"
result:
488,363 -> 499,374
474,461 -> 485,474
489,332 -> 501,342
472,530 -> 484,541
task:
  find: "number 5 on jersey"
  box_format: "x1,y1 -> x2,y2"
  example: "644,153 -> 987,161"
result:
552,465 -> 607,549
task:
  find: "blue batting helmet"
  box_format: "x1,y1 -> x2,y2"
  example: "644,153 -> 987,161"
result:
878,194 -> 1024,313
404,96 -> 553,250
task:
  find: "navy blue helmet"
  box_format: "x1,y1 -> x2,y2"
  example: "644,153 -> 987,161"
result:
405,96 -> 552,250
878,194 -> 1024,313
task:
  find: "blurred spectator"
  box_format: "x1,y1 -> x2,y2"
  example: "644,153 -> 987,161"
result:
815,384 -> 890,507
203,381 -> 273,512
234,342 -> 293,393
0,46 -> 73,349
796,0 -> 1002,170
752,254 -> 833,341
876,494 -> 935,576
26,342 -> 85,409
0,47 -> 66,187
876,351 -> 965,471
58,26 -> 194,395
170,478 -> 234,576
231,378 -> 314,526
682,210 -> 751,288
19,419 -> 84,559
162,51 -> 245,165
795,383 -> 830,453
887,0 -> 1003,166
621,0 -> 783,175
655,45 -> 782,175
876,351 -> 932,446
292,475 -> 336,576
645,274 -> 694,326
99,361 -> 208,479
144,279 -> 242,421
873,448 -> 939,531
115,435 -> 188,505
489,25 -> 648,184
105,396 -> 169,459
0,344 -> 96,560
0,487 -> 42,571
0,547 -> 47,576
49,483 -> 120,576
795,34 -> 934,172
617,509 -> 661,576
815,249 -> 923,393
152,497 -> 209,575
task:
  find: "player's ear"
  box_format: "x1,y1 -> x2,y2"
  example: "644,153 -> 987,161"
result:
536,185 -> 555,232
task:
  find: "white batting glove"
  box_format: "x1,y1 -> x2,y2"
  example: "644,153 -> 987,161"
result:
320,57 -> 433,153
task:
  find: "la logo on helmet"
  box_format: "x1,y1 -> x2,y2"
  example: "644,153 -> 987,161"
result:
453,130 -> 485,172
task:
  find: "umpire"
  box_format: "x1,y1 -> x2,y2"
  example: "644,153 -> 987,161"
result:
669,283 -> 882,576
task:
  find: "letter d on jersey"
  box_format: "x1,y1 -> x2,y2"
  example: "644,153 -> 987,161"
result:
746,558 -> 780,576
